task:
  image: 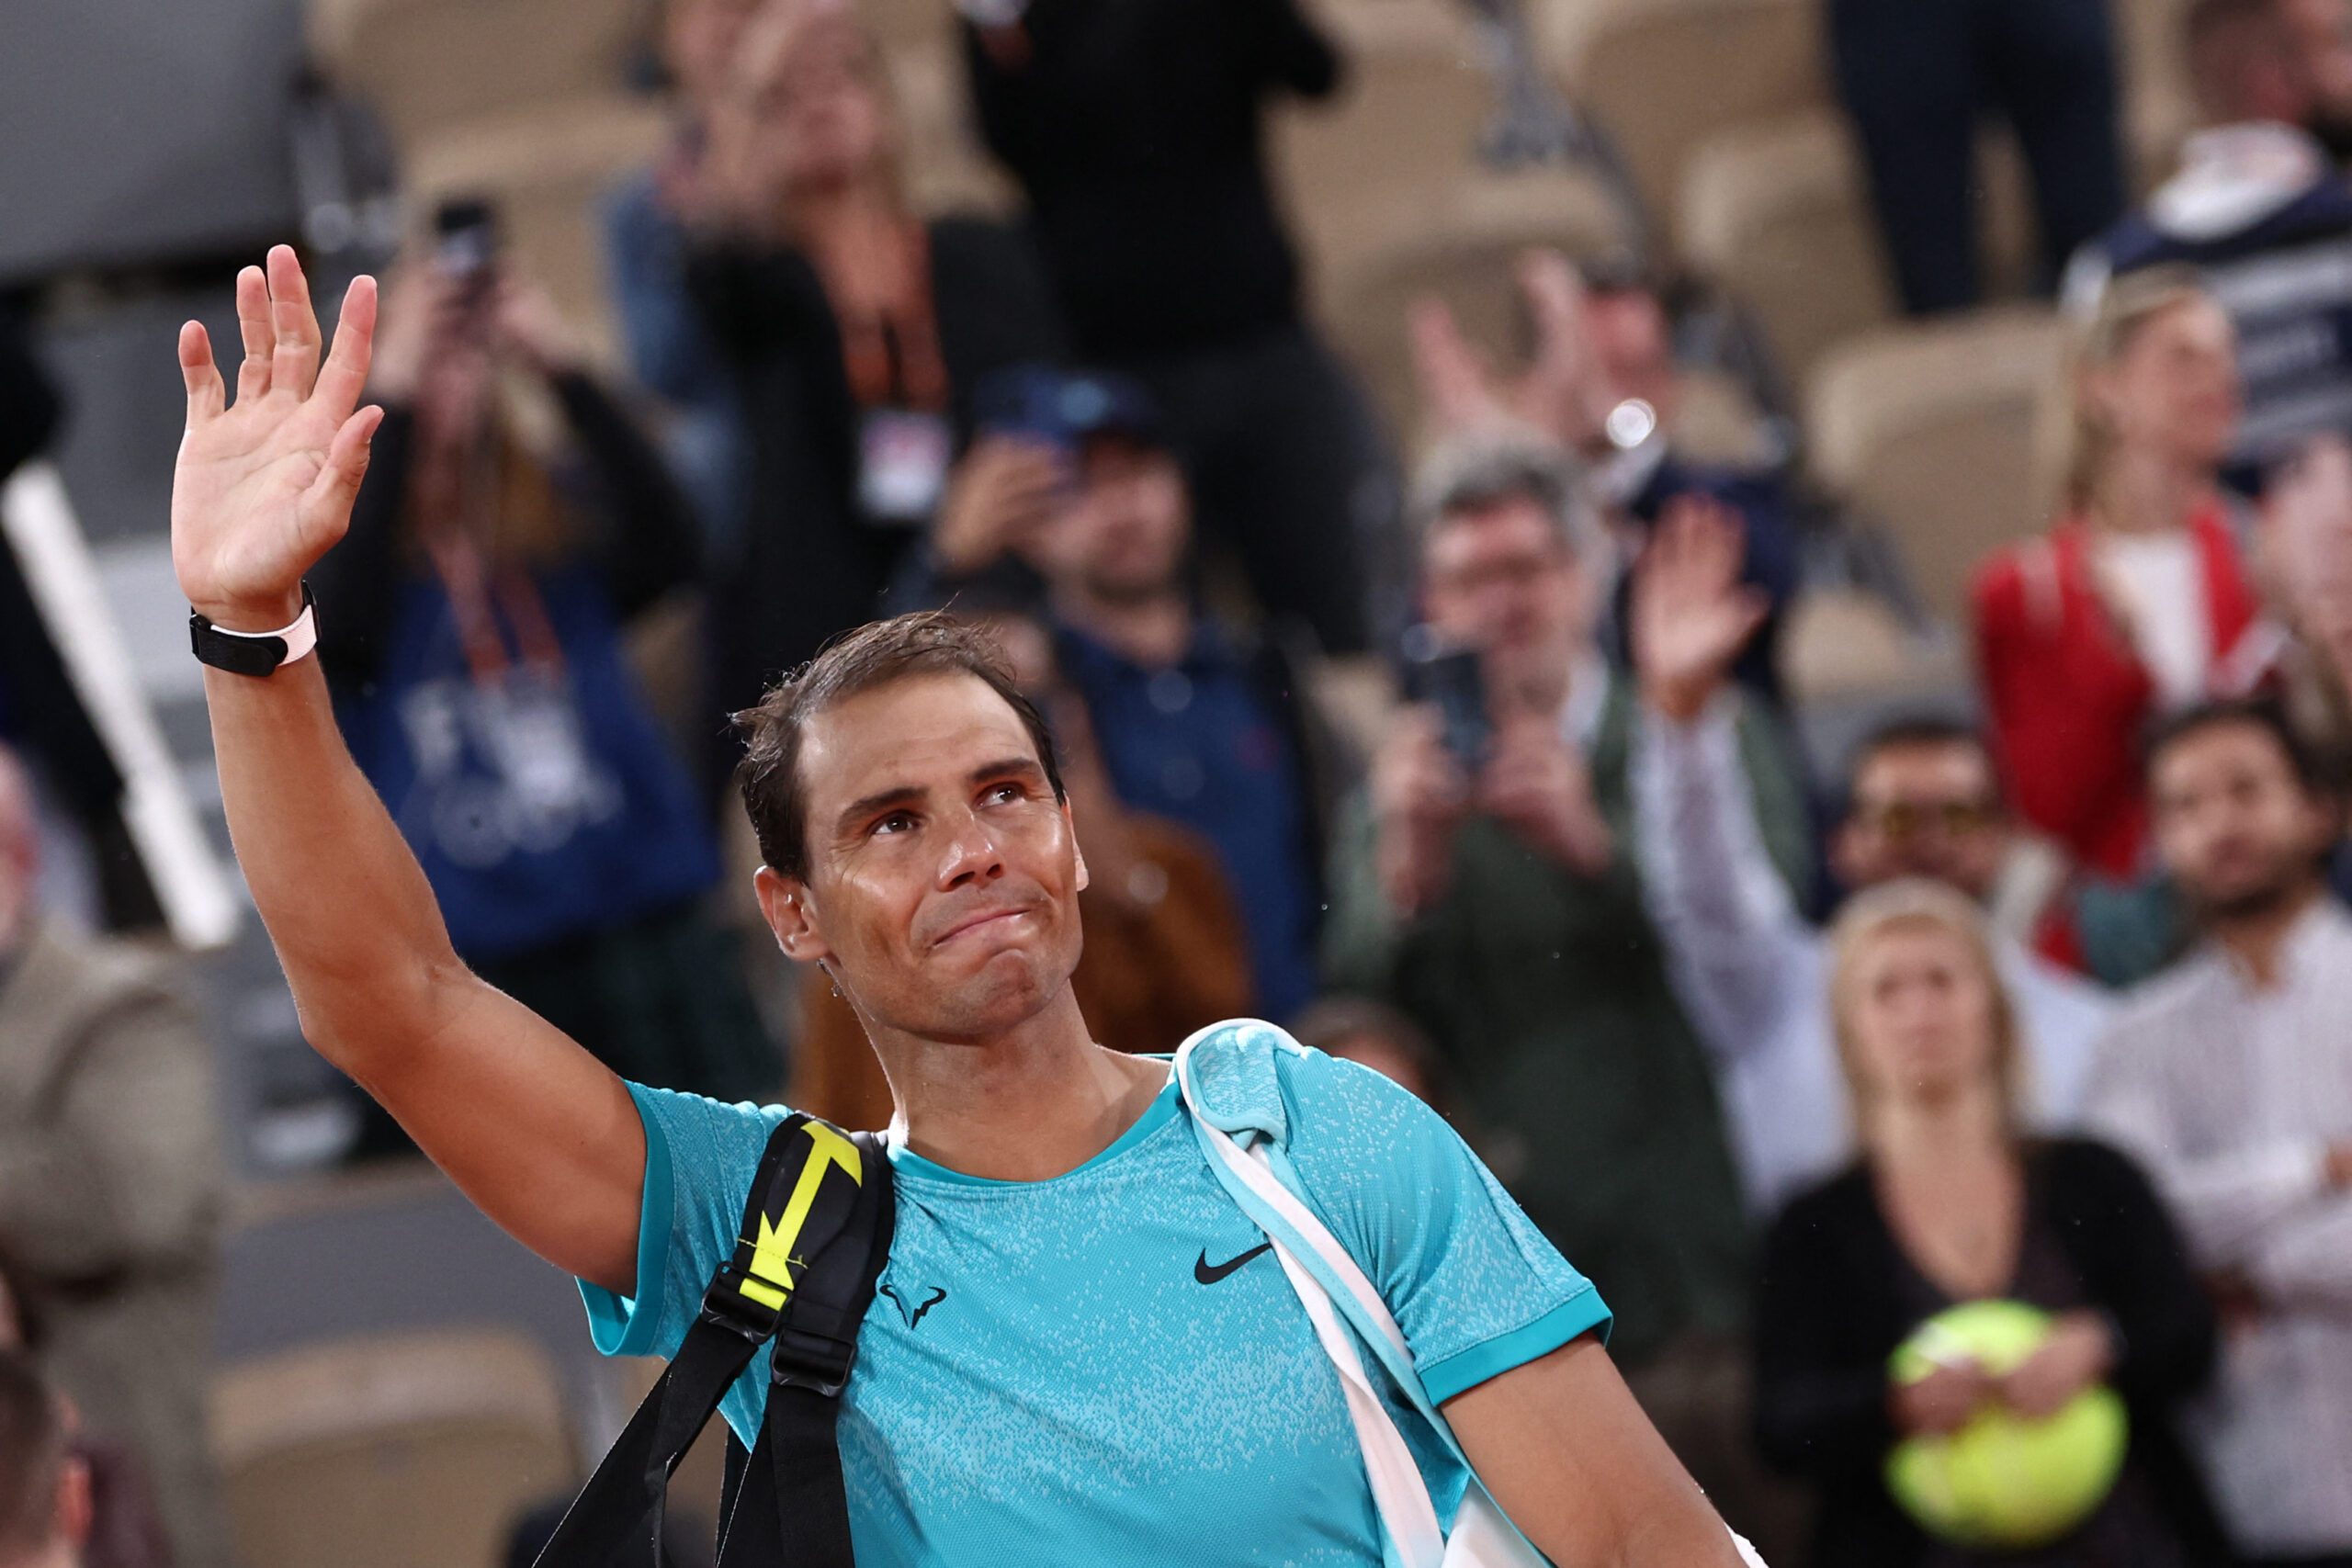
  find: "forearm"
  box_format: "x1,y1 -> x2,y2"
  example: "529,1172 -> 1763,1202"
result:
203,651 -> 470,1072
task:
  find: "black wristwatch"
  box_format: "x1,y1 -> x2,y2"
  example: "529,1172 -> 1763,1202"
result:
189,584 -> 319,678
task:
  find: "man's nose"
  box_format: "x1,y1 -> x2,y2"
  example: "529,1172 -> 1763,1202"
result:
936,811 -> 1005,889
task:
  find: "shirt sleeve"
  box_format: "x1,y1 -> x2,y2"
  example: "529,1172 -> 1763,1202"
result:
1275,1050 -> 1611,1406
577,1082 -> 789,1360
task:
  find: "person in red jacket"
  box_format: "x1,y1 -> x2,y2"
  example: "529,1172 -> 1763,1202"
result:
1973,266 -> 2263,880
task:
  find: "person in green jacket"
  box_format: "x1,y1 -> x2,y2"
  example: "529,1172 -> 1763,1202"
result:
1324,435 -> 1813,1556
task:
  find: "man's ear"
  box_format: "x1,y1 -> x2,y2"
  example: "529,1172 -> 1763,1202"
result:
1064,797 -> 1090,895
754,865 -> 834,965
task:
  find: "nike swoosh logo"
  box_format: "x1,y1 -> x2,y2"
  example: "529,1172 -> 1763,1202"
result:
1194,1242 -> 1273,1284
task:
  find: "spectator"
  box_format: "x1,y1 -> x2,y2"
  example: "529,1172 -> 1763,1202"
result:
603,0 -> 765,547
324,254 -> 776,1120
0,747 -> 229,1568
1320,435 -> 1806,1556
899,376 -> 1338,1021
1412,252 -> 1805,706
0,1353 -> 87,1568
0,1260 -> 165,1568
788,608 -> 1255,1129
2258,432 -> 2352,747
1973,269 -> 2261,881
2066,0 -> 2352,474
2084,699 -> 2352,1565
688,4 -> 1069,731
960,0 -> 1387,656
1632,502 -> 2114,1215
1830,0 -> 2127,313
2285,0 -> 2352,156
1754,880 -> 2229,1568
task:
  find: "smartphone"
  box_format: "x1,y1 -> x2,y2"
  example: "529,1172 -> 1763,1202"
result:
1401,638 -> 1491,768
432,197 -> 501,283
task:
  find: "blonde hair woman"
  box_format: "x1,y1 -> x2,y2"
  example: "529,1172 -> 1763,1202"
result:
1973,268 -> 2260,880
1752,881 -> 2229,1568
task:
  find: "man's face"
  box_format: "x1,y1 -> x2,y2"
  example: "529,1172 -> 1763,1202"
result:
2285,0 -> 2352,135
1581,287 -> 1677,418
765,673 -> 1088,1043
2263,434 -> 2352,686
1832,741 -> 2009,900
1419,499 -> 1593,711
2153,721 -> 2335,919
1035,440 -> 1190,604
666,0 -> 763,114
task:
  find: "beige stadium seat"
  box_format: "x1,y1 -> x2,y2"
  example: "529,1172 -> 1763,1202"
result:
1806,306 -> 2072,627
1545,0 -> 1828,244
1273,4 -> 1500,291
1683,109 -> 2049,384
308,0 -> 647,154
1681,112 -> 1898,387
890,41 -> 1022,219
1322,165 -> 1634,440
212,1327 -> 578,1568
1778,584 -> 1966,704
404,96 -> 673,368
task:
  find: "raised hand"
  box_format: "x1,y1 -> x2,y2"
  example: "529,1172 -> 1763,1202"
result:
1632,494 -> 1769,725
1408,249 -> 1614,451
173,246 -> 380,630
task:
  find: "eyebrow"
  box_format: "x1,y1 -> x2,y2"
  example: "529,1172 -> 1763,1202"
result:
831,756 -> 1048,838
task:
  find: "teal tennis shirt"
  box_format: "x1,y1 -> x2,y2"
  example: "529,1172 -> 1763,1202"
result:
579,1040 -> 1609,1566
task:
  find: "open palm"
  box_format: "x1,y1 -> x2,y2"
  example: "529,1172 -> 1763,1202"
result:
1632,495 -> 1769,721
173,245 -> 380,628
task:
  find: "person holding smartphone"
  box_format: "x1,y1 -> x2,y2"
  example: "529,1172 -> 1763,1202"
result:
1323,434 -> 1815,1562
313,219 -> 779,1145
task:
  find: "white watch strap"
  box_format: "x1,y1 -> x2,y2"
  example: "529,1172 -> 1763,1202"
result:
213,599 -> 318,666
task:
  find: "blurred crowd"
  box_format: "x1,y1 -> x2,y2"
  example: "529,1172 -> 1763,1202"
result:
5,0 -> 2352,1563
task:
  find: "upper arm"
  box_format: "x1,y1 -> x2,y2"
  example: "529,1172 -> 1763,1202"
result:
349,974 -> 648,1296
1444,1337 -> 1742,1566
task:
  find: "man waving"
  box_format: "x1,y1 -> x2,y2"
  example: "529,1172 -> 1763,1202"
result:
173,246 -> 1754,1565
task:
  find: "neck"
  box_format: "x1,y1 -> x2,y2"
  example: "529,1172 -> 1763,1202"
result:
868,987 -> 1169,1180
1054,584 -> 1193,667
2092,446 -> 2208,536
1867,1077 -> 2011,1174
787,181 -> 899,245
2211,880 -> 2322,987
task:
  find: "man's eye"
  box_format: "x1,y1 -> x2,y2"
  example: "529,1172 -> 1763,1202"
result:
873,811 -> 916,836
985,782 -> 1025,805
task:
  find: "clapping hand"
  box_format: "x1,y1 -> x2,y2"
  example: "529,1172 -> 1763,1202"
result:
1890,1359 -> 1993,1438
173,247 -> 379,632
1477,715 -> 1614,875
1409,249 -> 1616,451
1632,494 -> 1768,725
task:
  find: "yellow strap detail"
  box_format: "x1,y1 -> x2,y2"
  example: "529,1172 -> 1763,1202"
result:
739,1122 -> 864,1312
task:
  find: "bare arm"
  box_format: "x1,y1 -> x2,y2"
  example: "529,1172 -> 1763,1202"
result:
174,247 -> 643,1295
1445,1336 -> 1751,1566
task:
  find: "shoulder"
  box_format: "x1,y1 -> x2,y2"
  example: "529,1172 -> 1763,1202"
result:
1767,1163 -> 1873,1241
928,216 -> 1049,277
1183,1020 -> 1460,1168
24,925 -> 184,1026
2103,954 -> 2217,1049
2038,1134 -> 2155,1194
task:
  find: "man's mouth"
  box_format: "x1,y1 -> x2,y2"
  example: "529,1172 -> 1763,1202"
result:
931,907 -> 1030,947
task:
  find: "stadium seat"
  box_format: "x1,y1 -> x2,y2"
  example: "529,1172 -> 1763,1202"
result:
402,96 -> 672,367
1778,584 -> 1966,704
2118,0 -> 2198,192
1544,0 -> 1829,245
1322,165 -> 1634,441
1272,3 -> 1501,294
212,1326 -> 578,1568
1682,109 -> 2047,383
1806,306 -> 2072,626
889,41 -> 1021,219
307,0 -> 646,155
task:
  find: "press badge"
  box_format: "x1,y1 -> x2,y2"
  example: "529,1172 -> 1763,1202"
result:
858,408 -> 953,525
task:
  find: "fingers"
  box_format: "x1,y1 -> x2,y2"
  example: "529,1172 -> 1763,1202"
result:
266,244 -> 323,399
178,321 -> 224,423
295,404 -> 383,558
313,275 -> 379,422
234,265 -> 274,402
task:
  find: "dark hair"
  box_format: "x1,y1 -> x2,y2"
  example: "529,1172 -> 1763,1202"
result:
734,612 -> 1067,881
1846,713 -> 1993,781
2144,696 -> 2330,794
0,1351 -> 65,1558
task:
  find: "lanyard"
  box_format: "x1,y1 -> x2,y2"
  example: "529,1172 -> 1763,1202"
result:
820,222 -> 948,413
417,430 -> 567,686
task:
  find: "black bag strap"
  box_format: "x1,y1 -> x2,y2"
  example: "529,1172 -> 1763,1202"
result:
534,1114 -> 894,1568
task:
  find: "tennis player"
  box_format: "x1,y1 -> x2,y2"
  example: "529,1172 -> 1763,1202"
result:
172,247 -> 1755,1564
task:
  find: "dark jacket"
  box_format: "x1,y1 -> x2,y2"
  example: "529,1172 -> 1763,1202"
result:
1755,1138 -> 2233,1568
963,0 -> 1340,357
691,216 -> 1068,733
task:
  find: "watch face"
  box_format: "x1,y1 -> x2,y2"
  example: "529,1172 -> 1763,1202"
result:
1604,398 -> 1657,451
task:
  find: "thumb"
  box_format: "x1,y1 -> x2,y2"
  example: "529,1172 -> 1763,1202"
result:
296,404 -> 383,558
